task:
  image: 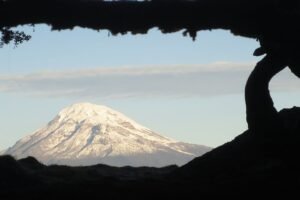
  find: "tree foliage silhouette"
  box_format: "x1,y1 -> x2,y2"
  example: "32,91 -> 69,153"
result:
0,27 -> 31,47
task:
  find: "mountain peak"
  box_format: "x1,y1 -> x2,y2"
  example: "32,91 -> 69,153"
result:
61,102 -> 112,113
58,102 -> 117,118
5,103 -> 211,167
56,102 -> 146,131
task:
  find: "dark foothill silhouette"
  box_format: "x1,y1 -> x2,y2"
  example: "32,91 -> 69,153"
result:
1,0 -> 300,198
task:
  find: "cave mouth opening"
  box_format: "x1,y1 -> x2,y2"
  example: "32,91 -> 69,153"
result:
4,22 -> 300,149
0,26 -> 264,150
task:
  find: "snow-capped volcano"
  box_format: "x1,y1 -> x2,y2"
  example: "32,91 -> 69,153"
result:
5,103 -> 211,167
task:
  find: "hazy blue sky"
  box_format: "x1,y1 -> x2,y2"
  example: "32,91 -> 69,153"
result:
1,25 -> 300,150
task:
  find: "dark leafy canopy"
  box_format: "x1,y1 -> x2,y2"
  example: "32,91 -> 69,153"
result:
0,0 -> 300,45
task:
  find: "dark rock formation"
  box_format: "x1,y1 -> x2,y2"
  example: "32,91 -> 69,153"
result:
1,0 -> 300,45
245,35 -> 300,134
1,0 -> 300,198
174,107 -> 300,195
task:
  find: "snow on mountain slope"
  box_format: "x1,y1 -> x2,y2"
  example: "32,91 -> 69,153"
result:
5,103 -> 211,167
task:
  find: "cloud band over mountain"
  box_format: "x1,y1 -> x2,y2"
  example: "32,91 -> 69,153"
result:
0,62 -> 299,99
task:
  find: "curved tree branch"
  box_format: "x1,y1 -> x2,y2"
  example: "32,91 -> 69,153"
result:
245,54 -> 287,134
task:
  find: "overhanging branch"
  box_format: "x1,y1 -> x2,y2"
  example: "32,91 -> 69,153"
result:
1,0 -> 300,44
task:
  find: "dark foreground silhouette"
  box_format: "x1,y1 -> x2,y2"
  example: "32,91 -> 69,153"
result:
1,107 -> 300,198
1,0 -> 300,198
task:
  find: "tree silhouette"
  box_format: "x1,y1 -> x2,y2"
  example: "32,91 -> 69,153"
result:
1,0 -> 300,134
0,27 -> 31,47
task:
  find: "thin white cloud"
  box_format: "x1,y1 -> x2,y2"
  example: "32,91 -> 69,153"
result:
0,62 -> 254,80
0,62 -> 299,99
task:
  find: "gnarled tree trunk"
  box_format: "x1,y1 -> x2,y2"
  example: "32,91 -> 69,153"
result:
245,54 -> 287,135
